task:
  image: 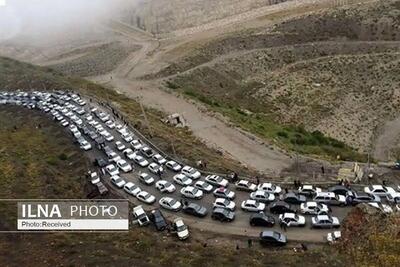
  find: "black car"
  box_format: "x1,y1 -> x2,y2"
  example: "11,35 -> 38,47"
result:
211,208 -> 235,222
269,201 -> 295,214
182,203 -> 208,217
94,158 -> 107,168
328,185 -> 354,197
259,231 -> 287,246
250,213 -> 275,227
149,209 -> 168,231
281,192 -> 307,205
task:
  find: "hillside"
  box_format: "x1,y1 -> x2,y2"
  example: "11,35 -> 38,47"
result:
156,0 -> 400,160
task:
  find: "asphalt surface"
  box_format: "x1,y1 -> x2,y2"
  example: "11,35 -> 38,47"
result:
1,91 -> 354,243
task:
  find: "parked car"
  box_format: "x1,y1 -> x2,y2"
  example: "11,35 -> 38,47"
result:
311,215 -> 340,229
181,166 -> 201,179
181,186 -> 204,199
139,173 -> 155,185
241,200 -> 266,212
213,187 -> 235,200
250,212 -> 275,227
116,159 -> 133,173
89,171 -> 100,184
136,191 -> 156,204
155,180 -> 176,193
279,213 -> 306,227
172,218 -> 189,240
133,206 -> 150,226
194,181 -> 213,193
123,182 -> 141,196
386,191 -> 400,204
351,192 -> 381,205
259,231 -> 287,246
250,190 -> 275,203
141,146 -> 154,158
298,185 -> 322,196
328,185 -> 354,197
270,201 -> 295,214
364,185 -> 396,197
166,160 -> 182,172
159,197 -> 181,211
152,154 -> 167,165
105,164 -> 119,176
131,140 -> 143,150
281,192 -> 307,205
123,148 -> 136,160
368,202 -> 393,213
110,175 -> 126,188
95,158 -> 108,168
313,192 -> 346,206
149,209 -> 167,231
327,231 -> 341,244
173,174 -> 193,186
148,162 -> 164,175
300,202 -> 330,215
115,141 -> 126,151
182,203 -> 208,217
211,208 -> 235,222
235,180 -> 257,192
205,175 -> 229,187
257,183 -> 282,194
133,155 -> 150,167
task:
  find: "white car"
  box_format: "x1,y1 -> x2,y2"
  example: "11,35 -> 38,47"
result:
116,124 -> 126,134
73,131 -> 81,139
110,175 -> 126,188
159,197 -> 182,211
257,183 -> 282,194
106,164 -> 119,176
105,120 -> 115,129
134,155 -> 150,167
235,180 -> 257,192
131,140 -> 143,150
121,132 -> 134,143
213,198 -> 236,211
155,180 -> 176,193
386,191 -> 400,203
180,186 -> 204,199
241,200 -> 265,212
139,173 -> 155,185
108,152 -> 122,163
279,213 -> 306,227
117,159 -> 133,173
124,182 -> 142,196
79,140 -> 92,151
60,119 -> 69,127
123,148 -> 136,160
115,141 -> 126,151
152,154 -> 167,165
364,185 -> 396,197
205,175 -> 229,188
250,190 -> 275,203
89,171 -> 100,184
136,191 -> 156,204
368,202 -> 393,213
148,162 -> 164,174
213,187 -> 235,200
300,202 -> 330,215
194,181 -> 213,193
173,174 -> 193,186
327,231 -> 341,244
166,160 -> 182,172
103,132 -> 114,142
298,185 -> 322,196
181,166 -> 201,179
311,215 -> 340,229
173,217 -> 189,240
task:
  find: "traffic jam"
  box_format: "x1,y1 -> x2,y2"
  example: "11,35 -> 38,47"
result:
1,90 -> 400,245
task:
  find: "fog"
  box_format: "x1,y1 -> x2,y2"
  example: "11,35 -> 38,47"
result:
0,0 -> 136,42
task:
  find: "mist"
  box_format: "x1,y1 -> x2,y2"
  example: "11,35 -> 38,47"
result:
0,0 -> 136,42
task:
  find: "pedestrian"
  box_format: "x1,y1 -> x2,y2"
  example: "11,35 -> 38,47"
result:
321,166 -> 325,174
203,242 -> 207,248
294,180 -> 298,188
184,200 -> 188,206
247,239 -> 252,248
236,244 -> 240,250
203,161 -> 207,169
256,176 -> 260,185
101,168 -> 106,176
285,188 -> 288,194
382,180 -> 387,186
157,169 -> 162,179
283,223 -> 287,232
180,198 -> 184,206
279,221 -> 283,230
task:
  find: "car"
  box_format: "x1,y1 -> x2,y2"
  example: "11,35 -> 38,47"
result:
166,160 -> 182,172
281,192 -> 307,204
155,180 -> 176,193
107,151 -> 121,163
298,185 -> 322,196
327,231 -> 342,244
152,154 -> 167,165
133,205 -> 150,226
351,192 -> 381,205
123,182 -> 141,196
95,158 -> 108,168
311,215 -> 340,229
213,198 -> 236,211
235,180 -> 257,192
313,192 -> 346,206
105,164 -> 119,176
257,183 -> 282,194
159,197 -> 182,211
241,200 -> 266,212
89,171 -> 100,184
328,185 -> 354,197
116,124 -> 126,134
172,218 -> 189,240
115,141 -> 126,151
173,174 -> 193,186
116,159 -> 133,173
213,187 -> 235,200
121,132 -> 134,143
103,132 -> 114,142
60,119 -> 69,127
250,190 -> 275,203
182,203 -> 208,217
368,202 -> 393,213
110,175 -> 126,188
194,181 -> 213,193
259,231 -> 287,246
123,148 -> 136,160
139,173 -> 155,185
249,212 -> 275,227
149,209 -> 167,231
133,155 -> 150,167
181,166 -> 201,179
79,139 -> 92,151
105,120 -> 115,129
386,191 -> 400,203
141,146 -> 154,158
300,202 -> 330,215
148,162 -> 164,175
279,213 -> 306,227
269,201 -> 295,214
205,175 -> 229,187
211,208 -> 235,222
88,131 -> 98,140
136,191 -> 156,204
364,185 -> 396,197
131,139 -> 143,150
181,186 -> 204,199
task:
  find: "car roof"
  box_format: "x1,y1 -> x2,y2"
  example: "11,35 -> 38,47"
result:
283,213 -> 296,219
246,200 -> 257,205
317,215 -> 330,220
